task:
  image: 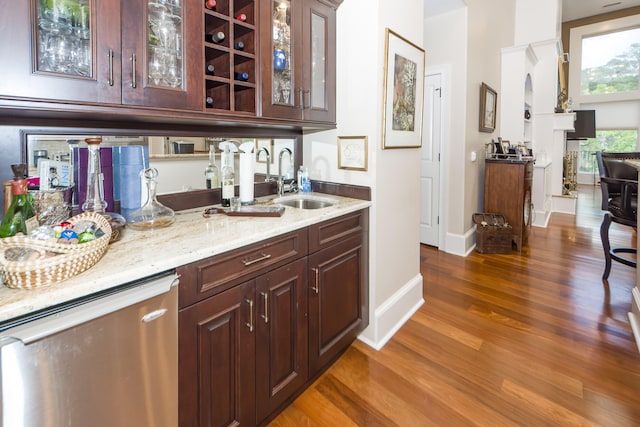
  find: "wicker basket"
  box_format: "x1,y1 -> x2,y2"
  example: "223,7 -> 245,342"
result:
473,213 -> 513,254
0,212 -> 112,290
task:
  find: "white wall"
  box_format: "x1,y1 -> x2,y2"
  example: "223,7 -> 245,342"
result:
424,8 -> 467,246
464,0 -> 516,236
514,0 -> 561,45
305,0 -> 425,349
424,0 -> 516,254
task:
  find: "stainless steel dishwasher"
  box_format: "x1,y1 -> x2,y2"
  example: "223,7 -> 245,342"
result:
0,272 -> 179,427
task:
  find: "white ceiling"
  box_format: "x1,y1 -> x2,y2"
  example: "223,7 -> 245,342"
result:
423,0 -> 640,22
563,0 -> 640,21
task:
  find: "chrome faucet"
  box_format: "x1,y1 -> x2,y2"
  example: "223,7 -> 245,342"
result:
277,147 -> 293,197
256,146 -> 271,181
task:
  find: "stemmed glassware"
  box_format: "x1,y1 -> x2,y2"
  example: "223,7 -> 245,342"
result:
147,1 -> 183,88
37,0 -> 92,78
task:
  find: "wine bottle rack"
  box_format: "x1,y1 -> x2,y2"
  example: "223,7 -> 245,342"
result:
203,0 -> 256,115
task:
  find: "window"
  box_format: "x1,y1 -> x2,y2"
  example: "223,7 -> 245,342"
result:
569,15 -> 640,103
579,129 -> 639,173
581,28 -> 640,96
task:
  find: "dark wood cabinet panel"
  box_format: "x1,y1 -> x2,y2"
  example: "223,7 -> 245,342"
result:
308,234 -> 367,375
484,160 -> 533,252
179,280 -> 256,427
309,210 -> 366,253
255,258 -> 308,421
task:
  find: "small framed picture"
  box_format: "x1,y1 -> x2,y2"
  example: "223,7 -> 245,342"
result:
338,136 -> 368,171
255,139 -> 274,164
479,82 -> 497,133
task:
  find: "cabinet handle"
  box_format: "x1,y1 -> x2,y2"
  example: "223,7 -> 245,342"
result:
311,267 -> 319,294
131,53 -> 137,88
303,90 -> 310,110
241,252 -> 272,267
260,292 -> 269,324
298,88 -> 305,110
108,49 -> 114,86
245,298 -> 254,332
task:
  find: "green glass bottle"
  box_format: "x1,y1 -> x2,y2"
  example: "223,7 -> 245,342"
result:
0,178 -> 36,238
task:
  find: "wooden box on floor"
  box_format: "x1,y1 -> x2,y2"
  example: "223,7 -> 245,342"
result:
473,213 -> 512,254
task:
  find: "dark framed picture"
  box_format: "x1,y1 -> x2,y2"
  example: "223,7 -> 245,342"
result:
479,82 -> 497,133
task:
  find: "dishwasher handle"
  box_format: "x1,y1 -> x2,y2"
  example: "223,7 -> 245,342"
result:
1,273 -> 179,345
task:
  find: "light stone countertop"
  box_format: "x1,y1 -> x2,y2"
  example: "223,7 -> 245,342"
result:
0,193 -> 371,324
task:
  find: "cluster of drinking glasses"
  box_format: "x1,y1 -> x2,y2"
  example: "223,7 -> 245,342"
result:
148,1 -> 183,88
37,0 -> 91,77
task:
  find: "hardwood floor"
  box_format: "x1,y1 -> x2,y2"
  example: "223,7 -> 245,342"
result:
269,186 -> 640,427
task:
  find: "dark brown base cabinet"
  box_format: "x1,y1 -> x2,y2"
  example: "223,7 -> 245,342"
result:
484,160 -> 533,252
178,209 -> 368,426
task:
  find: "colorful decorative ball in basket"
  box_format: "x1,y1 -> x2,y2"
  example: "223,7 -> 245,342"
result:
0,212 -> 112,290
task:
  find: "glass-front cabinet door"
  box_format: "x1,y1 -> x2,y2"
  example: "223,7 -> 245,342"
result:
260,0 -> 336,122
121,0 -> 201,110
0,0 -> 121,104
261,0 -> 302,120
301,0 -> 336,123
36,0 -> 93,78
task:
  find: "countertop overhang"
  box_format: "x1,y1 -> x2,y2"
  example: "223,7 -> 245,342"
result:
0,193 -> 371,324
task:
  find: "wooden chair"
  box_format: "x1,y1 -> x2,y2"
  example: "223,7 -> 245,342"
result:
595,151 -> 638,281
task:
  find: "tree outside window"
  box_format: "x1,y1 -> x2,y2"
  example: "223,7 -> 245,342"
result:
581,28 -> 640,96
579,129 -> 639,173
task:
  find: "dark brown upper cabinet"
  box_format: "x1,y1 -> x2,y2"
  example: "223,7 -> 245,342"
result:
0,0 -> 202,110
260,0 -> 337,124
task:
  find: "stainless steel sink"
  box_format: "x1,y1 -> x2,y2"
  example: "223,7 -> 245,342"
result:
273,195 -> 335,209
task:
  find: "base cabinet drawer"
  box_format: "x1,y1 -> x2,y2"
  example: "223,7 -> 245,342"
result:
178,229 -> 308,308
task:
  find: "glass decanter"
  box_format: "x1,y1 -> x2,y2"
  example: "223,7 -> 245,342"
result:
81,137 -> 126,242
82,138 -> 108,213
127,167 -> 175,230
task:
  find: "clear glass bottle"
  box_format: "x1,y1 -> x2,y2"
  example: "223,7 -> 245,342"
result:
204,145 -> 219,189
0,164 -> 36,238
82,138 -> 108,213
80,138 -> 125,242
127,168 -> 175,230
221,146 -> 234,207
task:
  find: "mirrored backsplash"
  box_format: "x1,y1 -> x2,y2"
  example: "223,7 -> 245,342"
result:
26,134 -> 296,196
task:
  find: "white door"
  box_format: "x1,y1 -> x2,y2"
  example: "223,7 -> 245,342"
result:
420,73 -> 442,246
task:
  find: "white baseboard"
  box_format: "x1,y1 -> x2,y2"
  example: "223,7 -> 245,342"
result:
533,209 -> 551,228
552,194 -> 577,214
443,227 -> 475,257
358,274 -> 424,350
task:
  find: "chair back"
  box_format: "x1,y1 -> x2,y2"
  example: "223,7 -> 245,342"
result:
596,151 -> 639,221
